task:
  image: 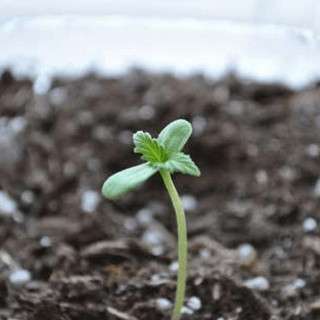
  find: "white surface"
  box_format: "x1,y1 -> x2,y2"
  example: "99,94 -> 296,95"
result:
0,1 -> 319,87
0,0 -> 318,31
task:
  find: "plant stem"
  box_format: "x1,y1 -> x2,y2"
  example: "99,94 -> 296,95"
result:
160,169 -> 187,320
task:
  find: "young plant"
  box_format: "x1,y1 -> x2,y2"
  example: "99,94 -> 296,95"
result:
102,119 -> 200,320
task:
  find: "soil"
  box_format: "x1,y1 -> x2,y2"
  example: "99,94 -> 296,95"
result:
1,68 -> 320,320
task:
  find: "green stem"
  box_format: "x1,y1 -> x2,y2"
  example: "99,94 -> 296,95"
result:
160,169 -> 187,320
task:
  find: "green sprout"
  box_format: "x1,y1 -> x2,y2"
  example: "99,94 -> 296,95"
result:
102,119 -> 200,320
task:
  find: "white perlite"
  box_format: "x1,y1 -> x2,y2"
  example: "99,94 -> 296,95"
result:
81,190 -> 100,213
181,306 -> 194,315
142,228 -> 164,247
40,236 -> 52,247
306,144 -> 320,158
136,208 -> 154,226
169,261 -> 179,273
9,269 -> 31,286
238,243 -> 257,267
244,276 -> 270,291
292,278 -> 306,289
10,117 -> 27,133
303,217 -> 317,232
0,191 -> 17,217
156,298 -> 172,311
187,296 -> 202,311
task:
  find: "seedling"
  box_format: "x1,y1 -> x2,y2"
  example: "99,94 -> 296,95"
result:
102,119 -> 200,320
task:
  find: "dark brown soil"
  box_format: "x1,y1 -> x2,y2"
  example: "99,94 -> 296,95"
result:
1,69 -> 320,320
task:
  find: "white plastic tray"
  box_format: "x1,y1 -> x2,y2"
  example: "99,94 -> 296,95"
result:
0,0 -> 319,88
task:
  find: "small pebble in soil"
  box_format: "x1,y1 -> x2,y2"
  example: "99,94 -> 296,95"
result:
306,144 -> 320,158
279,166 -> 296,181
93,125 -> 111,142
78,111 -> 94,127
169,261 -> 179,273
21,190 -> 35,205
81,190 -> 100,213
313,178 -> 320,197
0,250 -> 18,270
191,115 -> 207,136
118,130 -> 132,145
9,269 -> 31,286
87,158 -> 100,172
156,298 -> 172,311
303,217 -> 317,233
310,299 -> 320,311
147,201 -> 166,215
213,85 -> 230,104
0,191 -> 17,217
247,144 -> 259,157
228,100 -> 244,116
0,118 -> 25,172
150,273 -> 170,286
150,245 -> 165,256
255,170 -> 268,185
124,218 -> 138,231
63,162 -> 77,177
181,195 -> 198,211
138,105 -> 155,120
187,296 -> 202,311
244,276 -> 270,291
238,243 -> 257,267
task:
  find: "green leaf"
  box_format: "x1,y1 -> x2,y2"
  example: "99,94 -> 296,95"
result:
102,163 -> 157,200
102,119 -> 200,201
162,152 -> 201,177
133,131 -> 167,163
158,119 -> 192,155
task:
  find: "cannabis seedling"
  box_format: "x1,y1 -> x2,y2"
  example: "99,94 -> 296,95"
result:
102,119 -> 200,320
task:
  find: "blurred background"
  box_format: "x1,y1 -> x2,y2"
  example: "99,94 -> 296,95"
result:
0,0 -> 319,88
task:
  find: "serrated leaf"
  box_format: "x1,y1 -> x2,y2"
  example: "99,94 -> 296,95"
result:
162,152 -> 201,176
133,131 -> 167,163
102,163 -> 157,200
158,119 -> 192,155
